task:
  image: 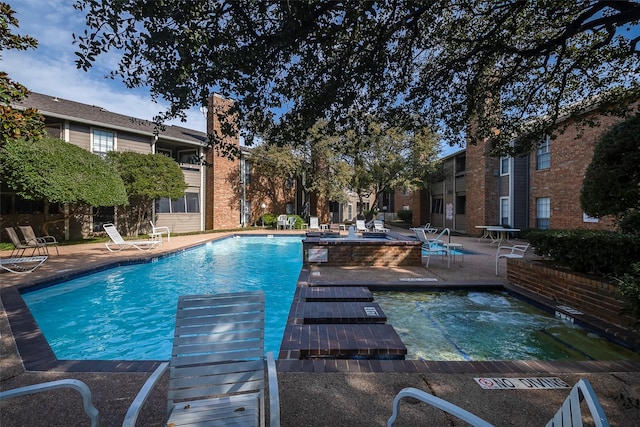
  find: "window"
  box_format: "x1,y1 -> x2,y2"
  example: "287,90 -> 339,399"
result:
286,203 -> 293,214
244,200 -> 251,226
0,194 -> 60,215
244,161 -> 251,184
93,206 -> 114,232
455,155 -> 466,174
186,193 -> 199,212
432,198 -> 443,214
347,204 -> 353,220
455,195 -> 466,215
177,149 -> 198,164
537,135 -> 550,170
500,197 -> 510,226
156,193 -> 200,213
92,129 -> 114,156
157,147 -> 173,158
500,157 -> 509,175
536,197 -> 550,229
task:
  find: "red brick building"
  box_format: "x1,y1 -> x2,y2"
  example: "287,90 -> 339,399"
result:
401,105 -> 632,235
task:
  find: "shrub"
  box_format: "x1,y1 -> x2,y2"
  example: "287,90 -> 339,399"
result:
261,213 -> 278,227
397,209 -> 413,223
521,229 -> 640,276
615,263 -> 640,323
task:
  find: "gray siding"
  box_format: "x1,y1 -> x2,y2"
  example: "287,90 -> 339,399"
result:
68,123 -> 90,150
512,155 -> 530,230
118,132 -> 152,153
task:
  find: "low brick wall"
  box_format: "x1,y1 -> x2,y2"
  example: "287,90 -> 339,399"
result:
507,259 -> 636,330
303,237 -> 422,267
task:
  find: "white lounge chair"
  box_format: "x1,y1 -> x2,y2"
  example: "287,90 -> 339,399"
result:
103,223 -> 161,252
149,220 -> 170,242
410,222 -> 438,234
309,216 -> 320,231
387,378 -> 609,427
416,227 -> 451,268
287,216 -> 297,229
355,220 -> 368,233
19,225 -> 59,255
0,256 -> 47,273
495,242 -> 530,275
0,379 -> 99,427
373,220 -> 389,232
122,291 -> 280,427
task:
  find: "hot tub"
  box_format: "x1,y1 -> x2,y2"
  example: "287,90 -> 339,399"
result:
302,233 -> 422,267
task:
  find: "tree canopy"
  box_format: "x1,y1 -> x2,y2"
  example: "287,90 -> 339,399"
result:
341,119 -> 440,215
0,2 -> 45,145
0,137 -> 128,206
580,114 -> 640,225
107,151 -> 187,234
73,0 -> 640,155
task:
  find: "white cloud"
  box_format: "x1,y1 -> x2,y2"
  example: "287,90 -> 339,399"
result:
5,0 -> 207,133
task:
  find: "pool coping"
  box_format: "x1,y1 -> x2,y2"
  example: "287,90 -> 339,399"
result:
2,234 -> 639,374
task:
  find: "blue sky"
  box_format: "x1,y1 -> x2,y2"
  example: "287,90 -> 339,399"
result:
4,0 -> 207,132
4,0 -> 462,156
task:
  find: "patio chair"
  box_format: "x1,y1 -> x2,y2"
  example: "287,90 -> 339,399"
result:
276,214 -> 288,230
18,225 -> 59,255
355,219 -> 368,233
5,227 -> 46,257
495,242 -> 530,275
410,222 -> 438,234
103,223 -> 161,252
287,216 -> 297,229
387,378 -> 609,427
418,227 -> 451,268
149,220 -> 170,242
309,216 -> 320,231
122,291 -> 280,427
0,256 -> 48,273
0,379 -> 99,427
373,220 -> 389,232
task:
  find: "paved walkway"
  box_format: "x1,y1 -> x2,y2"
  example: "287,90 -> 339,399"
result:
1,227 -> 639,426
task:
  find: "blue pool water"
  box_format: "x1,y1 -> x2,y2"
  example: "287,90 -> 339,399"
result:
22,235 -> 303,360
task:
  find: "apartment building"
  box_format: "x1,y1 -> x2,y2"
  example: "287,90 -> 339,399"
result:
403,105 -> 630,234
3,92 -> 209,240
2,92 -> 304,240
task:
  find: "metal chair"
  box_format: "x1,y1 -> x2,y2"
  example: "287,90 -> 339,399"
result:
388,379 -> 609,427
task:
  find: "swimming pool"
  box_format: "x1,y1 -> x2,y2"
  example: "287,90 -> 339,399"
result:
374,290 -> 640,361
22,235 -> 303,360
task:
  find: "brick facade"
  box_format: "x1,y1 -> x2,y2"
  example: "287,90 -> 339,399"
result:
528,113 -> 620,231
303,238 -> 422,267
205,95 -> 242,230
465,139 -> 499,235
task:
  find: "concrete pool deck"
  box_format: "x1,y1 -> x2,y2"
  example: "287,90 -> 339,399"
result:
1,228 -> 639,426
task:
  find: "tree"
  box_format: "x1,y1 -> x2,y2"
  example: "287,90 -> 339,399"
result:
580,114 -> 640,230
0,2 -> 45,145
73,1 -> 640,155
341,119 -> 440,217
0,137 -> 128,235
107,151 -> 187,235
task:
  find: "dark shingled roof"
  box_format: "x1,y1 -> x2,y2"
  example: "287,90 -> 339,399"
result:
14,91 -> 207,145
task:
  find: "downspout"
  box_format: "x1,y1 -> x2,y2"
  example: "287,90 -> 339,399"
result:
151,135 -> 158,223
240,156 -> 246,227
64,120 -> 70,240
200,145 -> 205,231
